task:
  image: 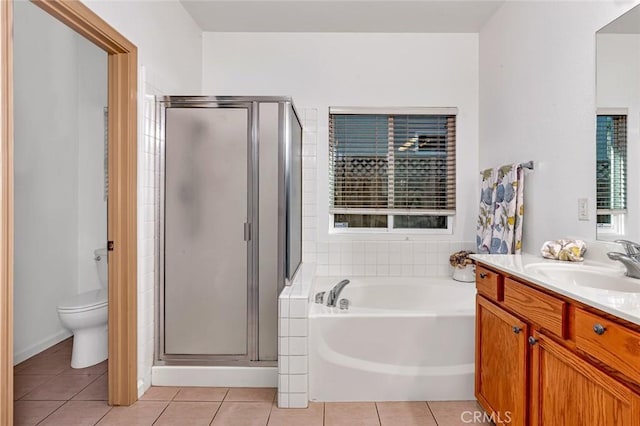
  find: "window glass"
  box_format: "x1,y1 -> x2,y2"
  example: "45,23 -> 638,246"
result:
596,114 -> 627,230
329,110 -> 456,231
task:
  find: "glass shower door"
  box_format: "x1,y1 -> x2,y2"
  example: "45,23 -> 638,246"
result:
163,106 -> 250,357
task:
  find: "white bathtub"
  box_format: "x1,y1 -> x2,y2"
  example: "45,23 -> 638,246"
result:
309,276 -> 476,402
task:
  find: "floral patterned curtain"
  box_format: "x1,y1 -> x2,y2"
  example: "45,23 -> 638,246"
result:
477,164 -> 524,254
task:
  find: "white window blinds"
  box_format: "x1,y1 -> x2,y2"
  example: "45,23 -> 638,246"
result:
329,109 -> 456,216
596,114 -> 627,217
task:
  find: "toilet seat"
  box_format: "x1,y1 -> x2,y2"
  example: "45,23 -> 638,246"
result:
58,289 -> 108,313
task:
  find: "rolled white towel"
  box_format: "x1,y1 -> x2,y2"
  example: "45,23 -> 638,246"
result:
540,239 -> 587,262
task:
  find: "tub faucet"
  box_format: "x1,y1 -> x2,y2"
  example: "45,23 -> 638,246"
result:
615,239 -> 640,261
327,279 -> 350,307
607,252 -> 640,279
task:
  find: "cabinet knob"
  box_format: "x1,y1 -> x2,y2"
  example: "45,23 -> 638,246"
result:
593,323 -> 607,335
512,326 -> 522,334
528,336 -> 538,346
479,273 -> 487,279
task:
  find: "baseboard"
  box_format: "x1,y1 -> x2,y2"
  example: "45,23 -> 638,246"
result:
14,329 -> 73,365
152,366 -> 278,388
138,379 -> 149,398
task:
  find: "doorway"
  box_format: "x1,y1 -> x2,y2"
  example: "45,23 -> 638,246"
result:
0,1 -> 138,423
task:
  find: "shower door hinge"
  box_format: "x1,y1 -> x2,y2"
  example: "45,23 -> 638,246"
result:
107,241 -> 114,251
244,223 -> 252,241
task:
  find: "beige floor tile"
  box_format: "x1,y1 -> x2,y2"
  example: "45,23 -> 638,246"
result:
14,400 -> 65,426
63,360 -> 108,376
13,361 -> 29,374
225,387 -> 277,402
427,401 -> 491,426
21,374 -> 100,401
163,401 -> 221,418
270,401 -> 324,416
73,374 -> 108,401
39,400 -> 112,425
14,374 -> 56,400
211,402 -> 272,426
376,402 -> 432,420
380,416 -> 438,426
154,418 -> 213,426
325,402 -> 379,424
139,386 -> 181,401
15,353 -> 71,375
97,401 -> 169,426
174,386 -> 229,401
268,401 -> 324,426
325,418 -> 381,426
268,416 -> 323,426
40,338 -> 73,356
153,401 -> 221,426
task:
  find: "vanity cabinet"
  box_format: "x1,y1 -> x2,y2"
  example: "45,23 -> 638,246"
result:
531,331 -> 640,425
475,263 -> 640,425
476,296 -> 528,426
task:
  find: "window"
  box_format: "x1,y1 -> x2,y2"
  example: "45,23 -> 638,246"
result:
329,107 -> 457,232
596,113 -> 627,234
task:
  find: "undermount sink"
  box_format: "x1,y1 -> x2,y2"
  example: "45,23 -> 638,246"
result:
524,263 -> 640,293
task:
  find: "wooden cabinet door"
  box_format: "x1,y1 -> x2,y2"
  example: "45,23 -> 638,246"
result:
476,295 -> 528,426
531,331 -> 640,426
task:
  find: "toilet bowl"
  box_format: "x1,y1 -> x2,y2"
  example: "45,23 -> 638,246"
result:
57,248 -> 108,368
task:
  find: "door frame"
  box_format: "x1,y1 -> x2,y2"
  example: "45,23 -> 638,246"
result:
0,0 -> 138,422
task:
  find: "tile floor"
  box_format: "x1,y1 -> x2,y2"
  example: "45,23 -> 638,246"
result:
14,338 -> 491,426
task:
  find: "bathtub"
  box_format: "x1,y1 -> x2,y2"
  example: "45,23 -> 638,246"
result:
308,276 -> 476,402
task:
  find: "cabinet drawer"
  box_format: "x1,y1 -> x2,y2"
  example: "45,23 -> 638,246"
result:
503,278 -> 567,338
476,266 -> 503,301
575,308 -> 640,384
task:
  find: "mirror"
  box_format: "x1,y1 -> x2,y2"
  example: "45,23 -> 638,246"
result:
596,6 -> 640,241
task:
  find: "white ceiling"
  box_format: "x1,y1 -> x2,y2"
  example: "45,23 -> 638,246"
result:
180,0 -> 506,33
599,3 -> 640,34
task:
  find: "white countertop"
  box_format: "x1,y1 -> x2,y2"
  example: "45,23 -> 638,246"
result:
470,253 -> 640,327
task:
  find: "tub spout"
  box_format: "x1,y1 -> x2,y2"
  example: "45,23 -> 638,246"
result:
327,279 -> 350,307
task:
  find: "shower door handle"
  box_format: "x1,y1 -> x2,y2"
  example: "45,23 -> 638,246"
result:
244,222 -> 252,241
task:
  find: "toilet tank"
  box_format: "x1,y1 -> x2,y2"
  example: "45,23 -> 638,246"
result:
94,248 -> 108,289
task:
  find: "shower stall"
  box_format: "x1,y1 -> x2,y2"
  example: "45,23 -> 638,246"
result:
155,96 -> 302,366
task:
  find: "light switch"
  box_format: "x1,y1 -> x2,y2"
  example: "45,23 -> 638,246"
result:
578,198 -> 589,221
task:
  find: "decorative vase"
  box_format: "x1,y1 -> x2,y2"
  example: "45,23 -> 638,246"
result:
452,264 -> 476,282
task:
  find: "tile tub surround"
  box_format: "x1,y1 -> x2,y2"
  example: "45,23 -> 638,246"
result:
278,244 -> 475,408
315,241 -> 475,277
301,108 -> 318,265
278,263 -> 315,408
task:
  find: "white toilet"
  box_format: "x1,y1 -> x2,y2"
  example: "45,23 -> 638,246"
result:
57,248 -> 108,369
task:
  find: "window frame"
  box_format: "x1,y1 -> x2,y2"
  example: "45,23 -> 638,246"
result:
596,212 -> 625,236
330,213 -> 454,235
595,108 -> 627,237
328,107 -> 457,234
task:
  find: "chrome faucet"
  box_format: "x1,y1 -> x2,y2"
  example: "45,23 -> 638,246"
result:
326,279 -> 350,307
607,252 -> 640,279
615,239 -> 640,261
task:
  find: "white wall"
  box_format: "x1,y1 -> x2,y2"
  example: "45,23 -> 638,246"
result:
479,0 -> 639,253
13,1 -> 107,363
596,34 -> 640,241
83,0 -> 202,94
202,32 -> 479,255
76,36 -> 108,293
82,0 -> 203,396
